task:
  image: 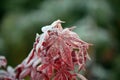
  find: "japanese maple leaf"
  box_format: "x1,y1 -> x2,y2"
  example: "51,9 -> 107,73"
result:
0,56 -> 7,68
14,20 -> 91,80
36,20 -> 91,80
0,56 -> 16,80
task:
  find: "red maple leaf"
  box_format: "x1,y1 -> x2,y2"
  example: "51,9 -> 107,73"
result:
1,20 -> 91,80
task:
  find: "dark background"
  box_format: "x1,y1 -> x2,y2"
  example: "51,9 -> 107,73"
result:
0,0 -> 120,80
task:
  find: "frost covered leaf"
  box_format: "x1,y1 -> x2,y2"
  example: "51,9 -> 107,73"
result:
0,56 -> 7,68
76,73 -> 88,80
0,57 -> 16,80
2,20 -> 91,80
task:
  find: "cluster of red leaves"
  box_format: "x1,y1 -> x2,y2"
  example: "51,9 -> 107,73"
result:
0,56 -> 16,80
0,20 -> 91,80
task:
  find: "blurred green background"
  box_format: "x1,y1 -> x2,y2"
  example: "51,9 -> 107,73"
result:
0,0 -> 120,80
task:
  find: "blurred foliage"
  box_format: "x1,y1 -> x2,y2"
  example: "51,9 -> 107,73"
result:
0,0 -> 120,80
